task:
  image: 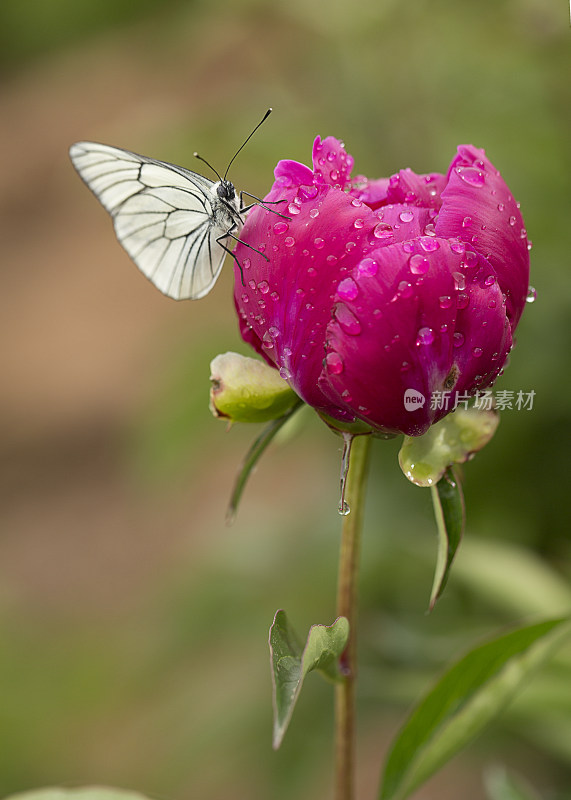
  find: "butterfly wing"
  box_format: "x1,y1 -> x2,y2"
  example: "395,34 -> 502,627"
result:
69,141 -> 233,300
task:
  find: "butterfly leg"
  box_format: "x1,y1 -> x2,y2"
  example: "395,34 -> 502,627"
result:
216,224 -> 269,287
239,192 -> 290,220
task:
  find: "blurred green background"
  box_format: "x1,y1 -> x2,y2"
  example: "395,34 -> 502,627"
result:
0,1 -> 570,798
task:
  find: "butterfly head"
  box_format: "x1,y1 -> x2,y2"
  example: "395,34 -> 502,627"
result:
216,180 -> 236,202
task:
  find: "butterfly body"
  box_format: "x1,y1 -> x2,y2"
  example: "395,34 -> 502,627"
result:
69,141 -> 247,300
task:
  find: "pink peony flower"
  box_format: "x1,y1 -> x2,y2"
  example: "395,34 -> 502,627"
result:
233,136 -> 530,436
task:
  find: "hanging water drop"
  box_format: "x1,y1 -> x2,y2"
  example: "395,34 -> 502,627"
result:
526,286 -> 537,304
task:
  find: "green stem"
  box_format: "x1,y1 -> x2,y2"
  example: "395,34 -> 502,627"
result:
335,433 -> 372,800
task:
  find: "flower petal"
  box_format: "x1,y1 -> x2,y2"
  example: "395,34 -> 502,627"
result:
312,136 -> 354,189
435,145 -> 530,328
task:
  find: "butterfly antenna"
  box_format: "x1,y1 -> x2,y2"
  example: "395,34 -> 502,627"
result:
223,108 -> 272,181
193,152 -> 222,181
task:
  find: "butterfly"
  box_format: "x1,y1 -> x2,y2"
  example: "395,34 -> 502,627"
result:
69,109 -> 281,300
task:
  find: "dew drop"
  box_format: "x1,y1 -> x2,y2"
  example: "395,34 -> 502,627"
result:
400,361 -> 411,373
330,169 -> 340,182
287,203 -> 301,216
456,292 -> 469,309
456,166 -> 485,187
309,208 -> 319,218
462,216 -> 472,228
416,326 -> 434,346
450,241 -> 466,255
258,280 -> 270,294
285,236 -> 295,247
262,331 -> 274,349
497,202 -> 505,212
268,326 -> 280,338
399,210 -> 414,223
453,331 -> 465,348
241,293 -> 249,304
314,237 -> 325,249
279,366 -> 292,380
526,286 -> 537,304
453,272 -> 466,291
409,254 -> 430,275
325,352 -> 344,375
508,215 -> 517,227
423,223 -> 436,236
472,347 -> 483,358
273,221 -> 289,235
248,279 -> 256,290
357,257 -> 378,277
334,303 -> 361,335
484,275 -> 496,287
419,237 -> 440,252
338,277 -> 359,301
353,218 -> 365,229
351,197 -> 363,207
373,222 -> 393,239
326,254 -> 338,265
270,291 -> 280,301
439,295 -> 453,309
243,257 -> 251,270
401,241 -> 415,254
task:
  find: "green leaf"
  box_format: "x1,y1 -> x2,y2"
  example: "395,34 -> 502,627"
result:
380,617 -> 571,800
269,609 -> 349,749
429,467 -> 465,609
4,790 -> 152,800
226,400 -> 303,523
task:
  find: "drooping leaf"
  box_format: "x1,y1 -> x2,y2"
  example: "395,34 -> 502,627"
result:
269,609 -> 349,749
380,617 -> 571,800
226,400 -> 303,523
429,466 -> 465,609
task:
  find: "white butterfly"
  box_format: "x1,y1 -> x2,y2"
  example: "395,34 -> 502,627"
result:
69,111 -> 277,300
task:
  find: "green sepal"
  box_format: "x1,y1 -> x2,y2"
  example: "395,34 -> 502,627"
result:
269,610 -> 349,749
398,406 -> 499,487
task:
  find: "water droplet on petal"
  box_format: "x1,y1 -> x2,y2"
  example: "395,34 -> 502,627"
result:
416,326 -> 434,346
401,241 -> 415,254
273,221 -> 289,235
243,257 -> 251,270
484,275 -> 496,287
338,501 -> 351,516
338,277 -> 359,301
357,257 -> 378,277
262,331 -> 274,349
287,203 -> 301,216
309,208 -> 319,218
399,210 -> 414,223
334,303 -> 361,335
325,352 -> 344,374
526,286 -> 537,303
326,254 -> 338,265
472,347 -> 483,358
258,280 -> 270,294
270,291 -> 280,301
351,197 -> 363,207
314,237 -> 325,249
453,331 -> 465,348
248,279 -> 256,290
450,241 -> 466,255
456,292 -> 469,309
453,272 -> 466,291
285,236 -> 295,247
439,295 -> 453,309
419,237 -> 440,252
353,218 -> 364,229
456,166 -> 485,186
279,366 -> 292,380
508,215 -> 517,226
497,202 -> 505,211
373,222 -> 393,239
409,254 -> 430,275
462,216 -> 472,228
